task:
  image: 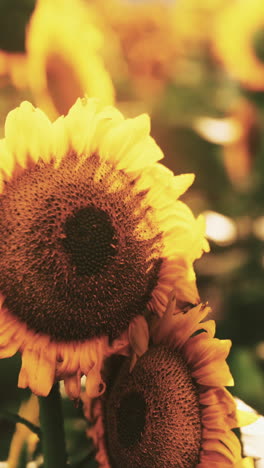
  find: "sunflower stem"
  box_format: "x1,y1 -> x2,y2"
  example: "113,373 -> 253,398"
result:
0,410 -> 41,438
38,383 -> 68,468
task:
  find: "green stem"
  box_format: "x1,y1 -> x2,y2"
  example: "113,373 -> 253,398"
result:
39,383 -> 68,468
0,411 -> 41,438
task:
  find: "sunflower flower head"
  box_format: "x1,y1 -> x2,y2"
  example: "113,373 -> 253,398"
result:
0,0 -> 114,117
0,98 -> 208,400
214,0 -> 264,90
26,0 -> 114,119
171,0 -> 227,49
86,294 -> 254,468
97,0 -> 179,96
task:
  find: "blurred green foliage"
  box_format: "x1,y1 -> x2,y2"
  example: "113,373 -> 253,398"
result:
0,0 -> 36,52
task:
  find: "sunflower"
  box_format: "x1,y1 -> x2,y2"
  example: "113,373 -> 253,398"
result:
26,0 -> 114,120
86,296 -> 255,468
214,0 -> 264,90
171,0 -> 228,49
0,0 -> 114,119
0,98 -> 208,399
93,0 -> 180,97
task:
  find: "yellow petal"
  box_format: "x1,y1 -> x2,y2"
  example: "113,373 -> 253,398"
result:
52,115 -> 69,165
129,316 -> 149,357
64,373 -> 82,400
116,135 -> 164,172
85,362 -> 106,398
5,101 -> 52,166
98,114 -> 161,170
202,437 -> 241,462
65,97 -> 102,155
235,457 -> 255,468
236,409 -> 259,427
144,164 -> 195,199
0,139 -> 14,178
184,335 -> 232,371
18,340 -> 56,396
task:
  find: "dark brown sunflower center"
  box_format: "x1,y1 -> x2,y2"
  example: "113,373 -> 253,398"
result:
117,391 -> 146,448
0,153 -> 162,342
104,345 -> 202,468
61,206 -> 117,276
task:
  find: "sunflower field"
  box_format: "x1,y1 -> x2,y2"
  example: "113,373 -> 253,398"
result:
0,0 -> 263,467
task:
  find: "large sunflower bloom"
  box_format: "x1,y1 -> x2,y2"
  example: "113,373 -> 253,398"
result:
86,297 -> 255,467
214,0 -> 264,90
0,98 -> 207,399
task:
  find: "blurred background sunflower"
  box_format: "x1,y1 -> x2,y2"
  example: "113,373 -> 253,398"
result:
0,0 -> 264,467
